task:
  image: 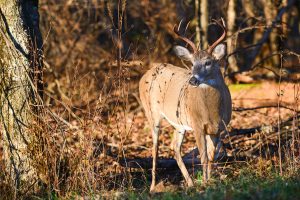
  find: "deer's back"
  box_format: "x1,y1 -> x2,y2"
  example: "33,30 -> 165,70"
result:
139,63 -> 231,133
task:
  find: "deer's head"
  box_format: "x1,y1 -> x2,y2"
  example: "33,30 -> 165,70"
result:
173,20 -> 226,86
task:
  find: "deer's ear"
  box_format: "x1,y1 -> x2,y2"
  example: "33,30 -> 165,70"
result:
173,46 -> 193,62
212,44 -> 226,60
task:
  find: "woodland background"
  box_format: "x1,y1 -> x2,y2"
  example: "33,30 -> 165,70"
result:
0,0 -> 299,199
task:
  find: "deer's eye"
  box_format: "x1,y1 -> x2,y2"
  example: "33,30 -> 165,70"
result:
205,60 -> 212,66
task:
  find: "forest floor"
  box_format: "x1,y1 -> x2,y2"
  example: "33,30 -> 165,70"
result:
84,80 -> 299,199
1,78 -> 299,199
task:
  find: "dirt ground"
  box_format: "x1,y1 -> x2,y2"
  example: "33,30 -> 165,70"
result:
116,81 -> 298,159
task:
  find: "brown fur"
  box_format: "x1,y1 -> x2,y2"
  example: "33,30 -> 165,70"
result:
139,62 -> 232,191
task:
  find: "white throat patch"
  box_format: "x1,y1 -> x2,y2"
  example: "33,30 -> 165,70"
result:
196,79 -> 217,88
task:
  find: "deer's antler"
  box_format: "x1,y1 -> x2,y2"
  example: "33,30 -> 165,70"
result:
173,21 -> 197,53
207,19 -> 226,54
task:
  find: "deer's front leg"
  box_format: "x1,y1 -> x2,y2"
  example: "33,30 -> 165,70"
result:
205,135 -> 218,180
194,129 -> 210,182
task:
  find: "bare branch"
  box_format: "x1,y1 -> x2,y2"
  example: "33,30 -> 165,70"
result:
245,0 -> 295,70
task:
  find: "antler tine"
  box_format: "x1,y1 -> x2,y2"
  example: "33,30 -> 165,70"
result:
184,21 -> 191,34
220,17 -> 226,28
178,19 -> 183,31
207,19 -> 227,54
173,23 -> 197,53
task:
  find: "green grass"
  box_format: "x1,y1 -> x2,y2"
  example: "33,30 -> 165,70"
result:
120,168 -> 300,200
229,83 -> 261,92
32,164 -> 300,200
200,171 -> 300,200
37,169 -> 300,200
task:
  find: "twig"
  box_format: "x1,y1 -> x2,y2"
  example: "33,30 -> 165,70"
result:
233,104 -> 294,112
47,110 -> 79,130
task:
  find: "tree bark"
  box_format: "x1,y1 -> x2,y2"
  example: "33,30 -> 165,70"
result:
262,0 -> 279,67
282,0 -> 288,38
195,0 -> 201,46
195,0 -> 208,49
227,0 -> 238,72
0,0 -> 43,196
243,0 -> 256,18
200,0 -> 208,48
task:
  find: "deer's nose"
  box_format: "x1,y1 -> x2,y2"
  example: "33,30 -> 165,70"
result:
189,76 -> 201,86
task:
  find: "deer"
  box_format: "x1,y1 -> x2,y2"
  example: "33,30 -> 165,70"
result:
139,20 -> 232,192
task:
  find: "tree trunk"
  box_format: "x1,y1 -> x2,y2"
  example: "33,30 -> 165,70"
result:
195,0 -> 201,46
243,0 -> 256,18
262,0 -> 279,67
195,0 -> 208,49
282,0 -> 288,38
227,0 -> 238,72
200,0 -> 208,48
0,0 -> 43,197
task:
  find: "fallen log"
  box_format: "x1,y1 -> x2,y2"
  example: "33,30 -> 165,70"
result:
119,157 -> 201,169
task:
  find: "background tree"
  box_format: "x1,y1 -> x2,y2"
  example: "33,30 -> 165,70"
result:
226,0 -> 238,72
0,0 -> 43,196
195,0 -> 208,49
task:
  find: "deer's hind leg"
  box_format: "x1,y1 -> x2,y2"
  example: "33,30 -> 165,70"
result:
173,129 -> 194,187
149,115 -> 162,192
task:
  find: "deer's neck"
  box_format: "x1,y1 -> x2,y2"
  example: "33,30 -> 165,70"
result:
196,69 -> 224,89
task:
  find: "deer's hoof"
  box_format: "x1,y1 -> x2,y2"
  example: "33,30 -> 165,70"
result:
150,184 -> 156,193
187,180 -> 194,188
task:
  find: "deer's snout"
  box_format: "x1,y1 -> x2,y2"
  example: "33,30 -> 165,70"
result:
189,76 -> 202,86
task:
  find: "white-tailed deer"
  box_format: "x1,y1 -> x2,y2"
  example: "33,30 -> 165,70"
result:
139,20 -> 232,192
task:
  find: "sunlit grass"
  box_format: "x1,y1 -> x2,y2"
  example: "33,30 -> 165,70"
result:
110,167 -> 300,200
229,83 -> 261,92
